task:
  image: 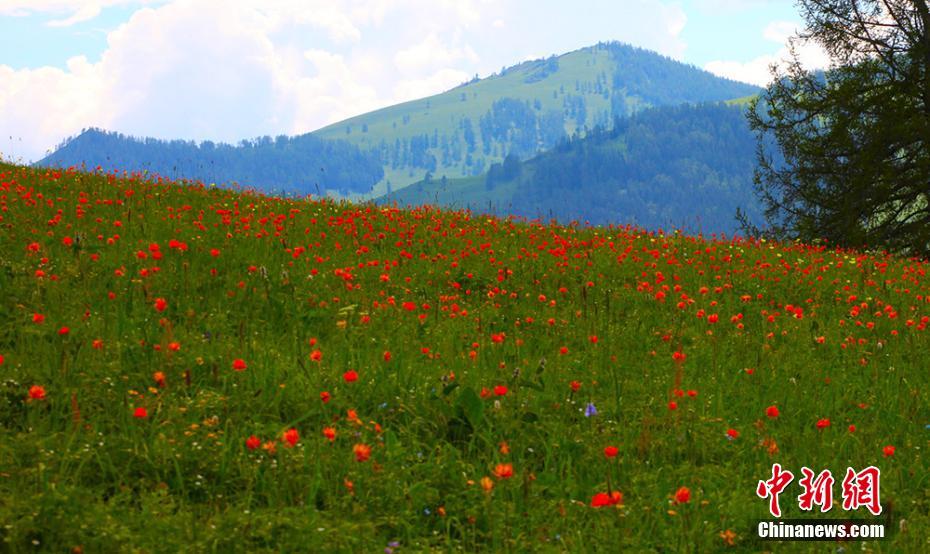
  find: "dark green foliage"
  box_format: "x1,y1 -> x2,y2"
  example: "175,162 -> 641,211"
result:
510,103 -> 759,233
602,42 -> 759,106
747,0 -> 930,257
38,128 -> 384,195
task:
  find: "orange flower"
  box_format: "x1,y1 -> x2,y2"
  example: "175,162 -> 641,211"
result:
493,463 -> 513,479
353,443 -> 371,462
480,476 -> 494,493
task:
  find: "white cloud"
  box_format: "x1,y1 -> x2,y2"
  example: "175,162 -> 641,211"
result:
394,33 -> 479,76
0,0 -> 163,18
47,3 -> 103,26
704,20 -> 830,86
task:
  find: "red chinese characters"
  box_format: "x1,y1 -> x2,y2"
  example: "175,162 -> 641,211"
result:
841,466 -> 882,516
758,464 -> 882,517
756,463 -> 795,517
797,467 -> 835,512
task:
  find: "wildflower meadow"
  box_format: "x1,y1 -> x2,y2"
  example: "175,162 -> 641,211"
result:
0,163 -> 926,552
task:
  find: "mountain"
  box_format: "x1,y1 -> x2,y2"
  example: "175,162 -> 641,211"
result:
379,102 -> 761,234
313,41 -> 760,195
37,128 -> 384,196
36,42 -> 759,201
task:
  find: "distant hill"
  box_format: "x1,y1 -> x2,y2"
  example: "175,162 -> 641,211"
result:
379,102 -> 760,235
37,128 -> 384,196
313,41 -> 760,194
36,42 -> 759,201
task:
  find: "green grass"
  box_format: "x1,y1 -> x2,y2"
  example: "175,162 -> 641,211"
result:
379,174 -> 521,213
0,162 -> 926,552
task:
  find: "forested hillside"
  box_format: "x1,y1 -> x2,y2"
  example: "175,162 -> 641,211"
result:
381,103 -> 759,234
38,128 -> 385,195
313,42 -> 759,193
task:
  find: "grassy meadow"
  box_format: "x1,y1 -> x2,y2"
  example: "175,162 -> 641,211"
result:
0,162 -> 927,552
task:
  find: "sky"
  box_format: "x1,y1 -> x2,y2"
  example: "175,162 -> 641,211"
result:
0,0 -> 829,163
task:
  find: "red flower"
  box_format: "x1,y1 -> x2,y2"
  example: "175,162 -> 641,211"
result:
320,391 -> 331,403
383,351 -> 392,362
591,491 -> 623,507
493,463 -> 514,479
232,358 -> 247,371
282,428 -> 299,447
570,380 -> 581,393
154,297 -> 167,312
493,385 -> 508,396
343,370 -> 358,383
848,425 -> 856,433
58,326 -> 70,336
668,401 -> 678,411
28,385 -> 46,401
246,435 -> 261,450
816,418 -> 831,429
765,405 -> 780,418
883,445 -> 895,457
0,354 -> 4,365
674,486 -> 691,504
133,407 -> 148,419
603,445 -> 619,458
210,248 -> 220,257
726,428 -> 739,439
589,335 -> 598,344
309,349 -> 322,362
353,443 -> 371,462
33,313 -> 45,324
323,427 -> 336,441
559,346 -> 569,355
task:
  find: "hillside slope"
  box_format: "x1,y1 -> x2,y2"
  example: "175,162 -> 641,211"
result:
312,41 -> 759,194
380,102 -> 760,234
0,162 -> 924,552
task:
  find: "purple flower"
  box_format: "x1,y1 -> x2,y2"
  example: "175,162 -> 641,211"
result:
584,402 -> 597,417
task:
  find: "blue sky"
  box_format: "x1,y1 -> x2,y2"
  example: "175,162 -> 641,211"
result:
0,0 -> 824,162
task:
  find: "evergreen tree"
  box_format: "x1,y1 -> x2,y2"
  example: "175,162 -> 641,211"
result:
746,0 -> 930,256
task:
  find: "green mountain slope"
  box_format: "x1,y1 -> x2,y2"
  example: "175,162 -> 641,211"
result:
313,41 -> 759,195
379,102 -> 760,234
